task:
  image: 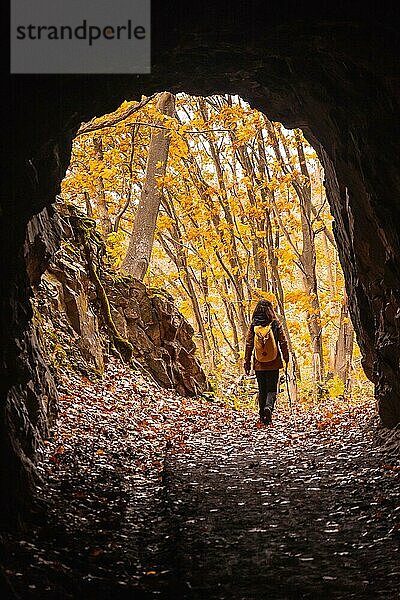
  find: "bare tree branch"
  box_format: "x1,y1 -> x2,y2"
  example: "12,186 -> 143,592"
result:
77,94 -> 158,136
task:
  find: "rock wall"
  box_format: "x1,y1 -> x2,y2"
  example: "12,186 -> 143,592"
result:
33,205 -> 207,397
33,210 -> 105,376
4,4 -> 400,526
1,207 -> 60,526
106,278 -> 207,397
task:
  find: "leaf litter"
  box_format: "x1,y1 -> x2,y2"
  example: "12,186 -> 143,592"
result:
1,357 -> 399,599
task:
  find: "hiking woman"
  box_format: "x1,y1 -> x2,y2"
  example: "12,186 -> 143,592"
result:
244,299 -> 289,425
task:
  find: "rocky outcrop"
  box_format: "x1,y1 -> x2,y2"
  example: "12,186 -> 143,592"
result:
32,205 -> 207,398
33,212 -> 105,376
105,279 -> 207,396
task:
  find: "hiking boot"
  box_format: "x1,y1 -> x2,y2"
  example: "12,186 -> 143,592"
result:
263,407 -> 272,425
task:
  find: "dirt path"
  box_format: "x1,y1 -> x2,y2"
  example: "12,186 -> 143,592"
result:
144,422 -> 399,599
2,361 -> 399,599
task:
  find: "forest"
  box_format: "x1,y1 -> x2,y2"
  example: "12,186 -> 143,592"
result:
61,91 -> 370,404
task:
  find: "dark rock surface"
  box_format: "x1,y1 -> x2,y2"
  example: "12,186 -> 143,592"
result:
1,207 -> 60,527
32,204 -> 207,396
158,426 -> 399,599
106,279 -> 207,396
3,3 -> 400,525
33,210 -> 105,376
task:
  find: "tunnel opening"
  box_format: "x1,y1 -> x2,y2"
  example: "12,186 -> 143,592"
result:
51,90 -> 371,407
2,91 -> 392,599
4,8 -> 400,597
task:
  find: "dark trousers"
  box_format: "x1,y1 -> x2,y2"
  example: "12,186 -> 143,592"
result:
255,370 -> 280,418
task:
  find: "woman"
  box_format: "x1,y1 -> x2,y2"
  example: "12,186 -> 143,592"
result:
244,299 -> 289,425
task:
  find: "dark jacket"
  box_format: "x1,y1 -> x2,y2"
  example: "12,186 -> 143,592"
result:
244,319 -> 289,371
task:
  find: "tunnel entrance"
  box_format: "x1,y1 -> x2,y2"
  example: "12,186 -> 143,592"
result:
5,92 -> 396,597
4,10 -> 400,598
52,91 -> 371,407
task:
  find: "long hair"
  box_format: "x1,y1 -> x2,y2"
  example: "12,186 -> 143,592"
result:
251,299 -> 276,325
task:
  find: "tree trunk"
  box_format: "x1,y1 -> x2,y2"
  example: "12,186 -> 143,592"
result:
235,142 -> 269,292
262,119 -> 325,384
120,92 -> 175,279
334,292 -> 355,392
114,127 -> 136,233
256,129 -> 301,388
180,150 -> 250,339
92,136 -> 113,238
294,129 -> 325,383
159,194 -> 212,362
197,98 -> 250,336
84,191 -> 93,218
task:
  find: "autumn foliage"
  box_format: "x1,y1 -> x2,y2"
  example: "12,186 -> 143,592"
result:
61,93 -> 370,401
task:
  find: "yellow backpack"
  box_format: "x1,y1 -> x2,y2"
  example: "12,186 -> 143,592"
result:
254,324 -> 278,362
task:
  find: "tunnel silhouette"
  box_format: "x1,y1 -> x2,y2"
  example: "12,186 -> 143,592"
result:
4,1 -> 400,527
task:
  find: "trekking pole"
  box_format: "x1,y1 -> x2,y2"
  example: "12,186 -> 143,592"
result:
285,363 -> 297,428
285,362 -> 293,416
